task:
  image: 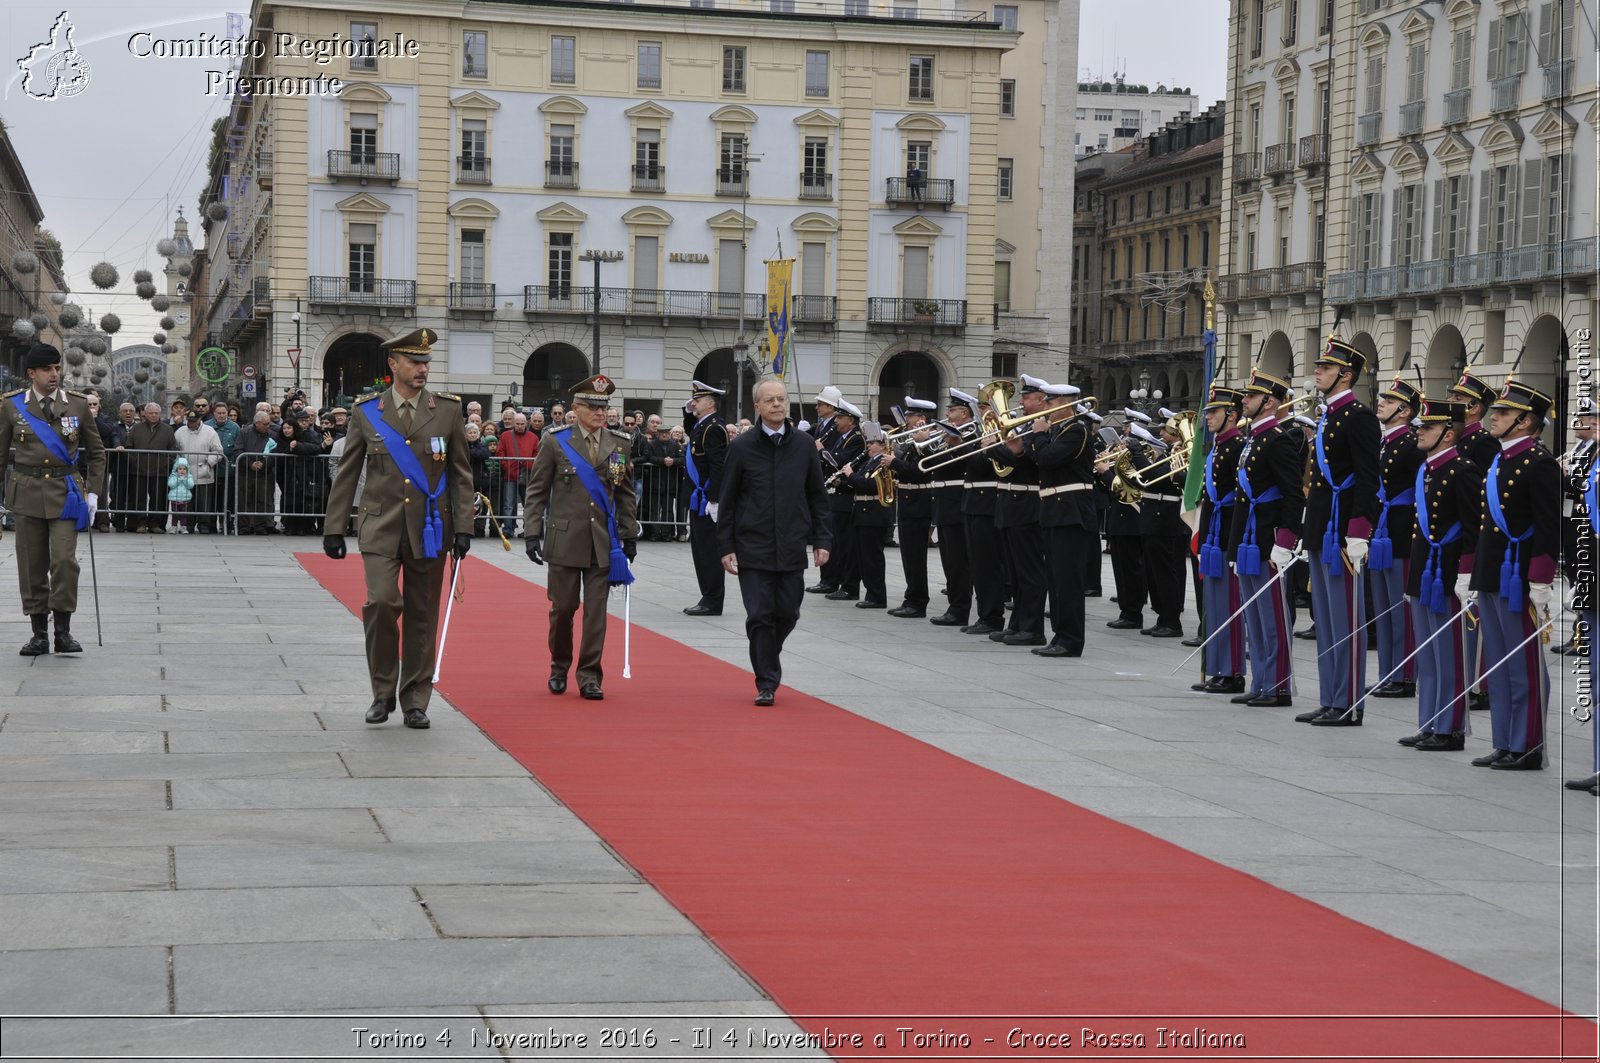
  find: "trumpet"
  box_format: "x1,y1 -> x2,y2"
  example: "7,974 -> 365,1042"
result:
1277,392 -> 1321,421
917,386 -> 1100,472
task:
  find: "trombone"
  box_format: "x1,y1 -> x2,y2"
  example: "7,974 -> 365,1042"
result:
917,383 -> 1099,472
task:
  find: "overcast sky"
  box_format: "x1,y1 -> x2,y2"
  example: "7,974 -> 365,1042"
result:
2,0 -> 1230,346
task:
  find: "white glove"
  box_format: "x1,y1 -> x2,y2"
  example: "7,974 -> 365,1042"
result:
1455,573 -> 1474,602
706,502 -> 719,523
1344,537 -> 1369,569
1270,544 -> 1295,571
1529,581 -> 1554,614
86,493 -> 98,524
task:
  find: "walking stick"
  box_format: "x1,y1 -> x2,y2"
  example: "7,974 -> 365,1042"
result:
86,521 -> 102,647
432,555 -> 463,684
622,585 -> 632,679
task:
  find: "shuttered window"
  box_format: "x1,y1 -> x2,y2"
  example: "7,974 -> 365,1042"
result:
902,246 -> 929,300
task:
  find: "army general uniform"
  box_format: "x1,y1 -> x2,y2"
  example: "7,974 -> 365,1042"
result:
322,329 -> 475,726
0,344 -> 106,654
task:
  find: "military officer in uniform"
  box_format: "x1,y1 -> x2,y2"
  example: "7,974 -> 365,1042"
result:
1192,384 -> 1247,693
1397,397 -> 1482,751
1367,377 -> 1424,698
960,391 -> 1007,635
1098,412 -> 1148,630
1137,414 -> 1190,638
1469,379 -> 1560,771
1228,369 -> 1304,707
986,376 -> 1050,646
0,344 -> 106,655
682,380 -> 729,617
522,374 -> 640,701
840,422 -> 895,609
886,396 -> 937,617
817,400 -> 865,600
926,390 -> 976,626
322,329 -> 475,729
1449,370 -> 1500,710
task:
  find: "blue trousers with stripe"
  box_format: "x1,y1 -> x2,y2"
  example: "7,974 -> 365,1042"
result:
1308,545 -> 1365,710
1411,597 -> 1470,735
1478,591 -> 1548,757
1237,563 -> 1292,697
1368,560 -> 1414,683
1202,568 -> 1245,678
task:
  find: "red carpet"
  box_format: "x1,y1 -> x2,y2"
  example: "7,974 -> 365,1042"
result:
303,554 -> 1595,1060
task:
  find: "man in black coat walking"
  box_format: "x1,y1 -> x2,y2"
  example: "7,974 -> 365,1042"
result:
718,376 -> 832,706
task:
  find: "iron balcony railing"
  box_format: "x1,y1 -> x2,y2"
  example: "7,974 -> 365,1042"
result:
1490,75 -> 1521,112
791,295 -> 837,324
1232,152 -> 1261,181
1216,263 -> 1326,302
1399,100 -> 1426,136
308,276 -> 416,308
544,160 -> 578,189
715,167 -> 749,197
1356,113 -> 1382,146
866,297 -> 967,328
1543,60 -> 1573,99
885,177 -> 956,206
1263,143 -> 1296,175
449,282 -> 496,310
1327,240 -> 1598,303
799,172 -> 833,200
1444,88 -> 1472,124
457,155 -> 491,184
327,150 -> 400,182
632,164 -> 665,193
522,285 -> 765,320
1298,134 -> 1329,167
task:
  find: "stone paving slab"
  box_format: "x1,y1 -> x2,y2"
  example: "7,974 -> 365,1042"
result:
171,777 -> 556,810
0,751 -> 346,781
370,807 -> 600,844
174,841 -> 636,889
0,779 -> 168,812
0,846 -> 172,895
168,728 -> 497,754
0,709 -> 324,731
418,884 -> 697,938
0,886 -> 435,950
0,946 -> 171,1013
0,809 -> 383,849
0,730 -> 166,754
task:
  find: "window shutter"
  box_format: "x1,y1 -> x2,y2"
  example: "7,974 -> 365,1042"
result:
902,246 -> 930,300
1456,173 -> 1473,255
1390,190 -> 1403,266
1487,19 -> 1503,79
1561,0 -> 1575,59
1521,160 -> 1544,246
1477,168 -> 1491,251
1507,13 -> 1527,76
1556,152 -> 1573,242
633,236 -> 659,290
718,239 -> 742,294
802,242 -> 825,297
1538,2 -> 1556,59
1505,165 -> 1520,247
1348,195 -> 1361,270
1368,192 -> 1384,271
1431,178 -> 1445,258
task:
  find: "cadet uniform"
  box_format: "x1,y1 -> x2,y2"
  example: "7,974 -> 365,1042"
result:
1469,380 -> 1560,771
522,374 -> 641,700
1367,379 -> 1424,698
322,329 -> 475,729
0,344 -> 106,654
1011,380 -> 1094,657
1302,339 -> 1381,725
1400,398 -> 1482,750
682,380 -> 729,617
1194,386 -> 1246,692
1449,372 -> 1500,710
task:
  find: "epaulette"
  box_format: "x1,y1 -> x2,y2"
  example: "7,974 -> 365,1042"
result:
433,391 -> 461,403
2,387 -> 24,399
67,389 -> 90,399
608,428 -> 633,444
354,392 -> 381,405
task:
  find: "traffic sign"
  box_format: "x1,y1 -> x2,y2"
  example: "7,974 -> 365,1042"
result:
287,347 -> 301,370
242,364 -> 257,380
241,380 -> 257,399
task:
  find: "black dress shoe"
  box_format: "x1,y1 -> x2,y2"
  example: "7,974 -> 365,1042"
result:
1086,590 -> 1102,598
1032,643 -> 1076,658
1551,641 -> 1580,656
682,604 -> 722,616
1294,626 -> 1317,640
929,612 -> 967,626
580,682 -> 604,701
1471,748 -> 1512,767
1180,635 -> 1203,647
1106,617 -> 1141,630
855,599 -> 887,609
1309,708 -> 1361,726
365,698 -> 396,724
754,689 -> 776,707
402,708 -> 430,729
1229,691 -> 1258,704
1564,772 -> 1600,793
548,673 -> 567,695
1294,706 -> 1334,723
1371,680 -> 1416,698
806,582 -> 838,594
825,589 -> 858,601
1414,732 -> 1466,751
1145,626 -> 1183,638
961,622 -> 1000,635
1196,675 -> 1246,694
1397,732 -> 1425,747
1245,692 -> 1293,708
1467,691 -> 1489,711
989,630 -> 1015,643
1489,748 -> 1543,771
888,606 -> 926,618
1003,632 -> 1045,646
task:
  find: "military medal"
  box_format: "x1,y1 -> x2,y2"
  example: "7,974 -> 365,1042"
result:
431,436 -> 446,462
61,416 -> 79,441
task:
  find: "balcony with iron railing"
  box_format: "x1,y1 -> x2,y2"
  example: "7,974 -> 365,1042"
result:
256,150 -> 273,186
799,172 -> 833,200
715,167 -> 749,197
1356,113 -> 1382,147
522,285 -> 765,320
327,150 -> 401,183
1232,152 -> 1261,182
449,282 -> 496,311
1444,88 -> 1472,124
457,155 -> 491,185
885,177 -> 956,208
1216,262 -> 1326,303
1490,75 -> 1521,112
1543,59 -> 1573,99
866,297 -> 967,329
1327,239 -> 1597,303
1263,143 -> 1296,176
308,276 -> 416,308
791,294 -> 837,325
544,160 -> 578,189
632,164 -> 665,193
1298,134 -> 1329,168
1399,100 -> 1426,136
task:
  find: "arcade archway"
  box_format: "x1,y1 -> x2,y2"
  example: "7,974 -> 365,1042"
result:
875,350 -> 943,424
1423,323 -> 1466,400
692,348 -> 739,422
1347,332 -> 1381,404
523,343 -> 591,414
1523,314 -> 1567,449
323,333 -> 387,407
1261,331 -> 1294,384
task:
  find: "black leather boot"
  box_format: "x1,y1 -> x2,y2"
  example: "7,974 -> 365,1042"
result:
19,614 -> 49,656
52,611 -> 82,654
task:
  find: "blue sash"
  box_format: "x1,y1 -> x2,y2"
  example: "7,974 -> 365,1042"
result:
684,417 -> 709,517
1370,450 -> 1415,571
357,402 -> 447,559
553,428 -> 635,586
1413,462 -> 1463,615
1199,442 -> 1236,579
1233,436 -> 1282,577
9,394 -> 88,530
1314,413 -> 1355,573
1485,452 -> 1533,611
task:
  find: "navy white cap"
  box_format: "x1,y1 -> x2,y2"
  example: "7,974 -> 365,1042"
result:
690,379 -> 726,399
1122,408 -> 1153,425
949,387 -> 979,411
1019,373 -> 1081,397
905,395 -> 938,411
837,400 -> 863,419
1129,424 -> 1165,447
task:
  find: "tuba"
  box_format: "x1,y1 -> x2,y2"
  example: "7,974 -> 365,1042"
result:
871,457 -> 897,506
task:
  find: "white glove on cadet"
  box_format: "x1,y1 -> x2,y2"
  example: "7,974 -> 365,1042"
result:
706,502 -> 719,523
86,493 -> 98,524
1270,544 -> 1295,571
1455,573 -> 1474,602
1344,537 -> 1369,569
1529,582 -> 1554,613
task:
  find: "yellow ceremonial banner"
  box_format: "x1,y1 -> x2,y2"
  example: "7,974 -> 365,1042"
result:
766,259 -> 794,376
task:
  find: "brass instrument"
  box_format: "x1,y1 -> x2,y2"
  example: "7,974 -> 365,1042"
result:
916,385 -> 1099,473
870,458 -> 897,506
1277,392 -> 1321,421
1112,410 -> 1196,502
472,493 -> 514,551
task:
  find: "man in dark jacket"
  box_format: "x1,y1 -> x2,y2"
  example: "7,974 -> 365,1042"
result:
125,402 -> 177,532
235,411 -> 278,534
718,375 -> 832,706
85,392 -> 121,531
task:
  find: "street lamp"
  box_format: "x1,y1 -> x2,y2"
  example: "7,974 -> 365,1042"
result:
734,150 -> 763,424
291,301 -> 301,391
